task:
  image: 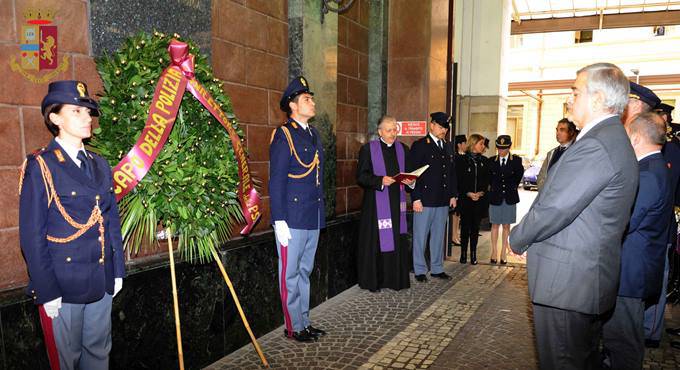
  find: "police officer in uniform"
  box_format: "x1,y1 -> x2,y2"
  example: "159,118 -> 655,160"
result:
269,76 -> 327,342
409,112 -> 457,282
19,80 -> 125,370
488,135 -> 524,264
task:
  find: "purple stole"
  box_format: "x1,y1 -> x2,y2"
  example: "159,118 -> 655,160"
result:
369,140 -> 407,253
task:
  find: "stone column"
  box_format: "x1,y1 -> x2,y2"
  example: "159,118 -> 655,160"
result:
288,0 -> 338,218
367,0 -> 388,137
454,0 -> 512,147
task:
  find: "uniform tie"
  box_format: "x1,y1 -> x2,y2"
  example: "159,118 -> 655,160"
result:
438,140 -> 443,150
501,157 -> 506,167
77,151 -> 94,181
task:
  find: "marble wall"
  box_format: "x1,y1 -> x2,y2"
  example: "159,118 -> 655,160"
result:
90,0 -> 212,57
336,0 -> 370,216
0,216 -> 359,370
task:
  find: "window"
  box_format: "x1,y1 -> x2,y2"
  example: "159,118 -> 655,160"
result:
507,105 -> 524,152
575,30 -> 593,44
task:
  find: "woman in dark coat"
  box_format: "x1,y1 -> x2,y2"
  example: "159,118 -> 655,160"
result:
456,133 -> 490,265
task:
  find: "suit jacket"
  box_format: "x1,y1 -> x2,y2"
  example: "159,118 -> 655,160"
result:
488,154 -> 524,205
618,152 -> 673,300
509,116 -> 638,315
269,118 -> 325,229
408,135 -> 457,207
19,139 -> 126,305
537,146 -> 566,190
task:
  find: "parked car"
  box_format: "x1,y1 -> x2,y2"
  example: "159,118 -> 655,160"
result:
522,160 -> 542,190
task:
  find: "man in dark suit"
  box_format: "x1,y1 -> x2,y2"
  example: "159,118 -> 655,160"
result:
509,63 -> 639,369
20,81 -> 126,370
602,112 -> 673,369
409,112 -> 457,282
536,118 -> 576,190
269,76 -> 326,342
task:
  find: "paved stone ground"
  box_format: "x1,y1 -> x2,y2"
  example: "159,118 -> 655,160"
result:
206,259 -> 680,370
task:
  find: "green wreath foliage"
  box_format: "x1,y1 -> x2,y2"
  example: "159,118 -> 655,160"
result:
90,31 -> 245,263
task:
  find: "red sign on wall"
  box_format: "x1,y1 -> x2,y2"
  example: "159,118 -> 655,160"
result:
396,121 -> 427,136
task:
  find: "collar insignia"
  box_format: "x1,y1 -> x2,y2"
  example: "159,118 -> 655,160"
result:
54,149 -> 65,163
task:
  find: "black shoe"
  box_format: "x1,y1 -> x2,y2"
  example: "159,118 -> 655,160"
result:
471,259 -> 478,265
500,260 -> 507,265
490,259 -> 497,264
667,327 -> 680,336
305,325 -> 326,337
284,329 -> 316,342
415,274 -> 428,282
645,339 -> 660,348
431,272 -> 452,280
459,258 -> 467,264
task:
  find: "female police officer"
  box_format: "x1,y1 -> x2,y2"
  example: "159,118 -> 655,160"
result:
19,80 -> 125,370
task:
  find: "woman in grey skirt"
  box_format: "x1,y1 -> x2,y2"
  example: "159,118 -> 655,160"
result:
487,135 -> 524,264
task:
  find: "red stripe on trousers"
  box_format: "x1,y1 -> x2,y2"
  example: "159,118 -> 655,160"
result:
38,305 -> 61,370
279,244 -> 293,336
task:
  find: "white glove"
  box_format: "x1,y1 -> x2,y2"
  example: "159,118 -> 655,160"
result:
43,297 -> 62,319
274,220 -> 292,247
114,278 -> 123,297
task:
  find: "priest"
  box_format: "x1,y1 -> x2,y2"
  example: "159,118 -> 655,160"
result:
356,116 -> 415,292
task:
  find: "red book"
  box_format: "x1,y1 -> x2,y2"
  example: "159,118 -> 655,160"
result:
392,165 -> 429,183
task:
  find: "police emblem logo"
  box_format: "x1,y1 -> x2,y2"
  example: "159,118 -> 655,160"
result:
500,138 -> 506,145
10,7 -> 69,84
77,82 -> 87,98
300,77 -> 307,87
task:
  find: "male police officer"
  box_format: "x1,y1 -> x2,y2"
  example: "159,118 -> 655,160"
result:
409,112 -> 457,282
20,80 -> 125,370
269,76 -> 326,342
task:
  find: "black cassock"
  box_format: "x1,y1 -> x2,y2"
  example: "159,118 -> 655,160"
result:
356,140 -> 411,291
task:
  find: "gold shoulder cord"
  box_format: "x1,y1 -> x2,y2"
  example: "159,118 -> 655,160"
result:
18,155 -> 106,264
277,126 -> 320,186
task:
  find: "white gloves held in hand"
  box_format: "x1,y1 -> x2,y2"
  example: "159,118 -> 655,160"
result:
274,220 -> 292,247
43,297 -> 62,319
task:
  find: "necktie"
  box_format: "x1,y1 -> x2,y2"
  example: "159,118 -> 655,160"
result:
438,140 -> 443,150
501,158 -> 506,167
77,151 -> 94,181
548,146 -> 565,169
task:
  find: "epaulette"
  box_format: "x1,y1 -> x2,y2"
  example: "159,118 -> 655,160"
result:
27,147 -> 47,159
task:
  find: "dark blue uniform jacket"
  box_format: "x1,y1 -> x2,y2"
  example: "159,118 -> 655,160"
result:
488,154 -> 524,205
269,119 -> 325,229
619,152 -> 673,300
408,135 -> 457,207
19,139 -> 126,305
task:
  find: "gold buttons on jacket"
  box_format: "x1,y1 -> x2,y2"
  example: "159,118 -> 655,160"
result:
71,191 -> 77,196
66,257 -> 72,262
95,195 -> 100,200
99,258 -> 104,264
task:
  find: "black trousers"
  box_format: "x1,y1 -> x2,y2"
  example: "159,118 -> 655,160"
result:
602,296 -> 645,370
459,198 -> 485,255
532,303 -> 603,370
